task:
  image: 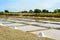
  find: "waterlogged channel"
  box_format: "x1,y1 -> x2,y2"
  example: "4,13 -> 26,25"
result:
0,18 -> 60,28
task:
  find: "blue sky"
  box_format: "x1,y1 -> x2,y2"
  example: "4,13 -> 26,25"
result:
0,0 -> 60,12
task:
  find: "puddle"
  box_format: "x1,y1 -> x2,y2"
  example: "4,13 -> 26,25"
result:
22,21 -> 60,28
0,18 -> 5,20
25,21 -> 39,25
3,23 -> 25,27
15,25 -> 47,31
37,23 -> 60,28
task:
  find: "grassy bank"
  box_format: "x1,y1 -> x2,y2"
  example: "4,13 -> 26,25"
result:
0,12 -> 60,17
22,13 -> 60,17
0,13 -> 60,21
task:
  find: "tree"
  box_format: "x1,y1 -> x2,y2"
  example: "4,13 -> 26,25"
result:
4,10 -> 9,13
33,9 -> 41,17
21,11 -> 28,13
29,10 -> 33,13
42,9 -> 49,13
34,9 -> 41,13
54,9 -> 60,13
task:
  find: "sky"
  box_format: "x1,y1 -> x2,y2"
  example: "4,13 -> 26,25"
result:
0,0 -> 60,12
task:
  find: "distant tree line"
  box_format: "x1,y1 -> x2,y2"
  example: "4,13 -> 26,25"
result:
21,9 -> 60,13
0,9 -> 60,13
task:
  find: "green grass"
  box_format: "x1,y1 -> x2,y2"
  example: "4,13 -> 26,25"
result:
0,13 -> 60,21
0,12 -> 60,17
0,26 -> 54,40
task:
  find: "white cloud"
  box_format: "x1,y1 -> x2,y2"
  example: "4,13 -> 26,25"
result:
37,0 -> 60,9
